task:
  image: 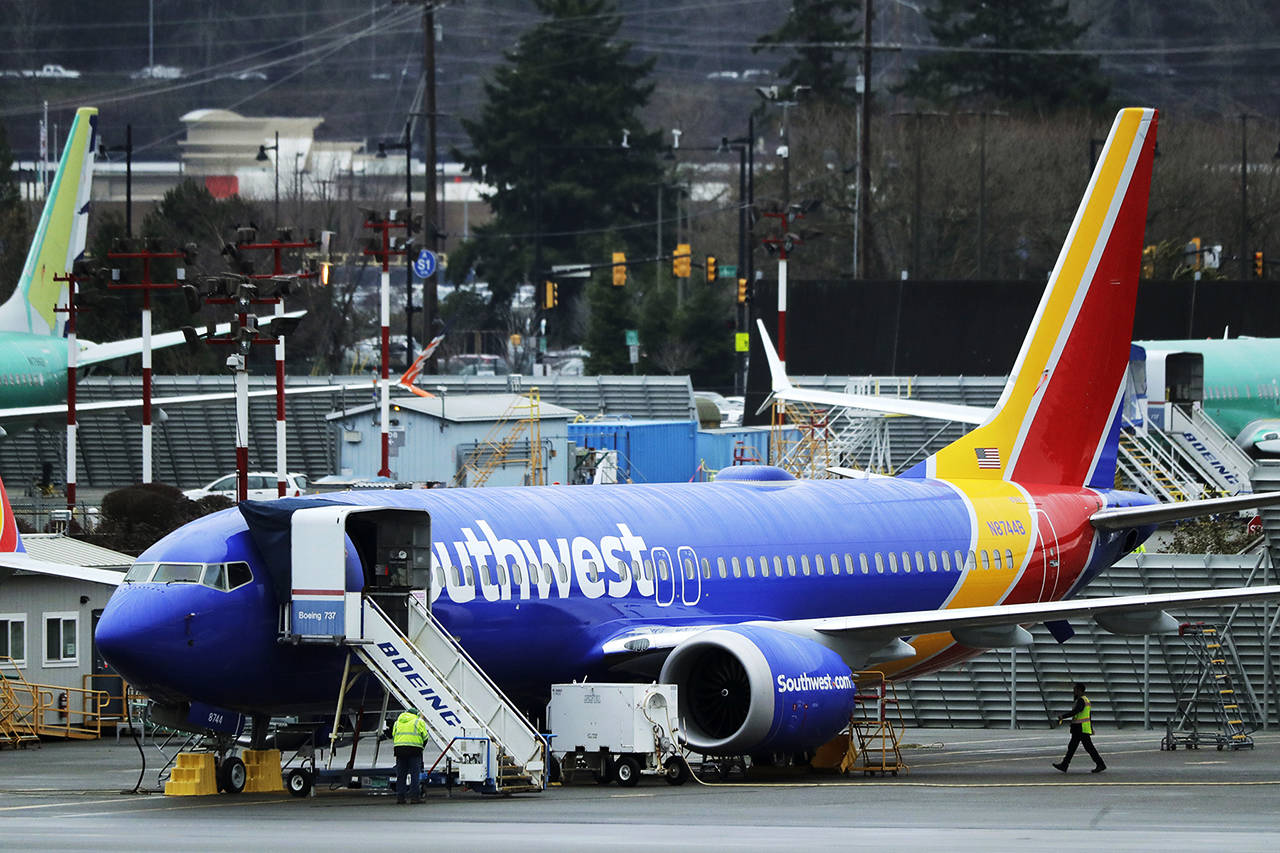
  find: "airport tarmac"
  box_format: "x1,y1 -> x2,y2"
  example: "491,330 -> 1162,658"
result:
2,728 -> 1278,851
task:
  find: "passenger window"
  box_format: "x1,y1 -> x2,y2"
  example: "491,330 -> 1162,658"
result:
616,561 -> 628,580
702,558 -> 712,580
875,553 -> 884,574
887,553 -> 897,573
541,562 -> 552,584
955,550 -> 965,571
585,561 -> 598,583
227,562 -> 253,590
786,555 -> 797,576
642,559 -> 654,581
928,551 -> 938,572
965,551 -> 975,571
658,558 -> 670,581
901,552 -> 911,573
684,558 -> 696,580
497,562 -> 510,584
558,562 -> 570,584
859,554 -> 869,574
745,556 -> 756,577
993,550 -> 1002,570
1006,549 -> 1015,570
915,551 -> 924,572
815,554 -> 825,575
942,550 -> 951,572
201,563 -> 227,590
453,564 -> 465,585
731,558 -> 741,578
800,555 -> 811,576
718,557 -> 729,579
980,550 -> 991,570
773,556 -> 783,576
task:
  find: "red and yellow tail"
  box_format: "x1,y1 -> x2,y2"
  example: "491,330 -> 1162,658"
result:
924,108 -> 1157,487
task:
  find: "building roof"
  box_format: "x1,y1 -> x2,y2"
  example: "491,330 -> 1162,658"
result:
20,535 -> 134,569
327,392 -> 580,424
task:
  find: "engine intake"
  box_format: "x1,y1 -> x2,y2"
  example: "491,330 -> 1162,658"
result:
659,625 -> 857,754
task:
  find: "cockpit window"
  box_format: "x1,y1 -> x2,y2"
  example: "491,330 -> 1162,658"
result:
153,563 -> 204,584
201,563 -> 228,591
124,562 -> 156,583
227,562 -> 253,590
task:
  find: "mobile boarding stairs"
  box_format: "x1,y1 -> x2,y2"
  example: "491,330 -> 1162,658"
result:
280,506 -> 546,794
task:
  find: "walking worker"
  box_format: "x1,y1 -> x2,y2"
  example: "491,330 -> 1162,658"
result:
1053,682 -> 1106,773
392,709 -> 430,803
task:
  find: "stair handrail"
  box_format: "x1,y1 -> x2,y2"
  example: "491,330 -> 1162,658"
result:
405,596 -> 543,748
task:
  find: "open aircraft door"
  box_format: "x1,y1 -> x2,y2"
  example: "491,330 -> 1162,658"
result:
241,502 -> 431,641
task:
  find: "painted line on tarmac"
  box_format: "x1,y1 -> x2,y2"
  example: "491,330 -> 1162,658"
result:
0,797 -> 131,812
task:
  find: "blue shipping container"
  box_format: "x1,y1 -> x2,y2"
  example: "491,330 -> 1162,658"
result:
695,426 -> 802,476
568,420 -> 697,483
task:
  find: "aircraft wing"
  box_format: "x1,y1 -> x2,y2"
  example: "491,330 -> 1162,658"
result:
602,584 -> 1280,658
0,551 -> 124,586
77,311 -> 308,368
0,381 -> 376,421
755,320 -> 989,424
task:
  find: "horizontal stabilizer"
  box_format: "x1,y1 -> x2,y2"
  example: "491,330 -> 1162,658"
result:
1090,491 -> 1280,529
755,320 -> 988,424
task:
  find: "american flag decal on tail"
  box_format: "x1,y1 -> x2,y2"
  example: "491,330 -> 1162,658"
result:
975,448 -> 1001,469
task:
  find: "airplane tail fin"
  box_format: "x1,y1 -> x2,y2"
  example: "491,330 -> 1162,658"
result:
0,476 -> 26,554
911,107 -> 1158,487
0,106 -> 97,336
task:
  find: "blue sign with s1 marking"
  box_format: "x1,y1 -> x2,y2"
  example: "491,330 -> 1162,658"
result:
413,249 -> 437,279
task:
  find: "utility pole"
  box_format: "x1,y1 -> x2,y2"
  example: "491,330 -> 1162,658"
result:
857,0 -> 872,279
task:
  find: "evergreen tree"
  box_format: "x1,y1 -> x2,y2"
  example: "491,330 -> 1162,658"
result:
583,268 -> 636,375
754,0 -> 863,105
0,121 -> 29,302
899,0 -> 1109,114
450,0 -> 664,339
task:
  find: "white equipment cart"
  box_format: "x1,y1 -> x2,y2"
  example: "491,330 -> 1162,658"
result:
546,683 -> 687,786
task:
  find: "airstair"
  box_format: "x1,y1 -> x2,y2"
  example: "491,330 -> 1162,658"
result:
1165,405 -> 1254,496
1118,405 -> 1255,501
1160,623 -> 1258,752
282,506 -> 546,794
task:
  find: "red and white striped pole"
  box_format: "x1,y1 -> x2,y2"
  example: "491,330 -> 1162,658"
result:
379,225 -> 392,478
776,248 -> 788,369
53,272 -> 80,510
274,298 -> 287,496
235,297 -> 250,503
141,287 -> 153,484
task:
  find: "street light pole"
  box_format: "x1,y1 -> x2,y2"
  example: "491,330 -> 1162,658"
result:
256,131 -> 280,227
1241,113 -> 1250,280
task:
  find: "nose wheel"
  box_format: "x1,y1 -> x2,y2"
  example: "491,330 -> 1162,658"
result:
217,755 -> 246,794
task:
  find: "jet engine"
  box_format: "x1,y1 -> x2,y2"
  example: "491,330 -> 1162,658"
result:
659,625 -> 857,754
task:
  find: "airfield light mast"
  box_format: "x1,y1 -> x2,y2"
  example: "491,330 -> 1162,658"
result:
106,239 -> 191,485
362,210 -> 410,479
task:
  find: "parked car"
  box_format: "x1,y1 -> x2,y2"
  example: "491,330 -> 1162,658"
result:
130,64 -> 183,80
183,472 -> 308,502
27,64 -> 81,79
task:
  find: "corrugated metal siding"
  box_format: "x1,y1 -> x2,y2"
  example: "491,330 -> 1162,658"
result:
568,420 -> 697,483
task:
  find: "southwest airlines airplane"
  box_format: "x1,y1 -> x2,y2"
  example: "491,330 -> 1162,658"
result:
10,108 -> 1280,759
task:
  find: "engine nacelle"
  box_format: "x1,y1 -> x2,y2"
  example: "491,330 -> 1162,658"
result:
659,625 -> 857,754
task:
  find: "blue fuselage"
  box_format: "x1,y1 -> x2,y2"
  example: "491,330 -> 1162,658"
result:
94,473 -> 1153,715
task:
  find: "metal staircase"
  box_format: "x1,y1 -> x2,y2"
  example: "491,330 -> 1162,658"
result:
1160,623 -> 1257,751
284,505 -> 545,794
1165,406 -> 1254,496
1117,426 -> 1202,501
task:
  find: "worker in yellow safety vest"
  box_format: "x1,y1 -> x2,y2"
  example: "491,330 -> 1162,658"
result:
1053,682 -> 1106,774
392,710 -> 430,804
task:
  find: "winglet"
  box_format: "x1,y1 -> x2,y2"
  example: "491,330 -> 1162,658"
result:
1,476 -> 26,554
754,319 -> 792,414
395,331 -> 448,398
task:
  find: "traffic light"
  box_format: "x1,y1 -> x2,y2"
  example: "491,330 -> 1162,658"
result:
1186,237 -> 1201,270
1141,245 -> 1156,279
737,277 -> 748,303
705,256 -> 716,283
612,252 -> 627,286
543,280 -> 558,309
1256,251 -> 1265,279
673,243 -> 691,278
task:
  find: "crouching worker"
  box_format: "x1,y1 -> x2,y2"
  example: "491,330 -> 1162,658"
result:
393,710 -> 430,803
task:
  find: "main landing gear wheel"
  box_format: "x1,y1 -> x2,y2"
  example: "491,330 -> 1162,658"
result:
217,756 -> 246,794
664,757 -> 690,786
613,756 -> 641,788
286,768 -> 314,798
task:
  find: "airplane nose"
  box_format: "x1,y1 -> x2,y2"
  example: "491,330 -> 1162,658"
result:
94,587 -> 188,691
